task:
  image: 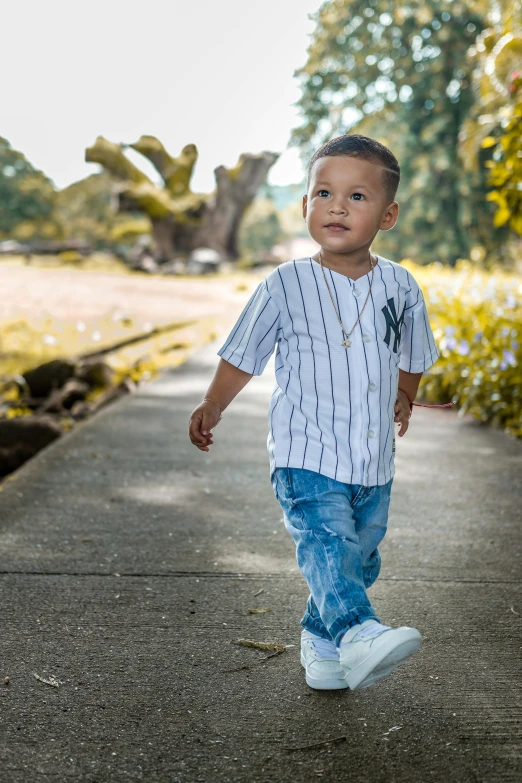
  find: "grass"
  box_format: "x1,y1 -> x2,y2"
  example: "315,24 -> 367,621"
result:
0,251 -> 133,276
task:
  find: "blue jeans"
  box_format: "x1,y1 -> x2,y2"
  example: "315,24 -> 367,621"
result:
271,467 -> 393,647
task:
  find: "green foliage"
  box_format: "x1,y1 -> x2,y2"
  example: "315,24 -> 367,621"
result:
291,0 -> 513,265
483,96 -> 522,234
458,1 -> 522,239
409,260 -> 522,437
238,198 -> 285,256
0,136 -> 56,237
258,182 -> 305,211
110,217 -> 152,243
256,183 -> 309,239
54,172 -> 116,246
0,137 -> 151,248
279,200 -> 310,239
55,173 -> 150,248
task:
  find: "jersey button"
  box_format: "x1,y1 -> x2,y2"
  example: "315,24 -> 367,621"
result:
353,288 -> 361,297
369,382 -> 377,391
368,430 -> 376,438
362,334 -> 371,343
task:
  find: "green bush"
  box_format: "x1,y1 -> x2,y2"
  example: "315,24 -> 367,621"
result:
405,259 -> 521,437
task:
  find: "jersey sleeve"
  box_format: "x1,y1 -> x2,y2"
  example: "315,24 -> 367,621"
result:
217,280 -> 281,376
399,284 -> 440,373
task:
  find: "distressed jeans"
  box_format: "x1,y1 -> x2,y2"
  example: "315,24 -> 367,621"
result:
271,467 -> 393,647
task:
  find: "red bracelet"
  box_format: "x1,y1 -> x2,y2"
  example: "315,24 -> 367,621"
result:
398,388 -> 456,412
398,388 -> 414,413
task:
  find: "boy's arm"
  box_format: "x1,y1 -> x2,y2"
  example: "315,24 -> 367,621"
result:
394,369 -> 424,437
398,369 -> 423,402
188,359 -> 253,452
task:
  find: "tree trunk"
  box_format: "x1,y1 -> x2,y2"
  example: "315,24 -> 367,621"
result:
194,152 -> 279,258
150,216 -> 177,261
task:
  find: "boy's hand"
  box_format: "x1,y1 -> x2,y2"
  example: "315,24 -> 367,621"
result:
394,389 -> 412,437
188,400 -> 222,452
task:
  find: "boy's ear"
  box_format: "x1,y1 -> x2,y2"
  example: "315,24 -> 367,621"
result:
302,194 -> 308,219
380,201 -> 399,231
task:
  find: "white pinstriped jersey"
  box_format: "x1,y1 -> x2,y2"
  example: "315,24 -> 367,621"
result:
217,255 -> 439,487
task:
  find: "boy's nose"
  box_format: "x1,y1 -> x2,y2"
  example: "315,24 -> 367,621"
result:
329,205 -> 347,214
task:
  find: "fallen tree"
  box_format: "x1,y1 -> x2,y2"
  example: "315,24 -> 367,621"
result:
0,318 -> 210,477
0,357 -> 135,477
85,135 -> 279,262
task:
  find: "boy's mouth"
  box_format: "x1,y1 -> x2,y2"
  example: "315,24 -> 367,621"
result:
324,222 -> 349,231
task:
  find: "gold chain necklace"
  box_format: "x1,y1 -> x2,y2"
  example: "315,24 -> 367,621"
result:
318,251 -> 376,348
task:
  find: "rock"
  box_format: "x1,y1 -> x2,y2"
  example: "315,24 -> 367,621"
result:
40,379 -> 90,413
190,247 -> 222,263
23,360 -> 76,399
0,240 -> 31,255
0,416 -> 62,476
137,255 -> 159,273
186,248 -> 221,275
76,360 -> 115,388
157,258 -> 186,275
69,400 -> 93,420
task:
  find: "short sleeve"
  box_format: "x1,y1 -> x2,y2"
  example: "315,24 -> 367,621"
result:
217,280 -> 281,375
399,287 -> 440,373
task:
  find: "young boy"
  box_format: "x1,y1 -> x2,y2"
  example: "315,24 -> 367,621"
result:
188,134 -> 439,691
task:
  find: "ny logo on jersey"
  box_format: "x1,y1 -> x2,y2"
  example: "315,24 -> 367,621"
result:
382,298 -> 406,353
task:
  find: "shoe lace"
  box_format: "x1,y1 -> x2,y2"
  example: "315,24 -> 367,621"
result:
311,637 -> 338,660
352,622 -> 391,642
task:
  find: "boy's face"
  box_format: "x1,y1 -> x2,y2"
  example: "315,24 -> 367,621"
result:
302,155 -> 398,254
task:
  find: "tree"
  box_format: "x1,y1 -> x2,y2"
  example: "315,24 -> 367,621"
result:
459,0 -> 522,239
54,172 -> 135,249
290,0 -> 509,265
238,197 -> 285,257
0,137 -> 57,239
85,135 -> 278,262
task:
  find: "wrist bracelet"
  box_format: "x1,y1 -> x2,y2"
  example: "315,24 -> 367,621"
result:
398,388 -> 457,411
203,397 -> 223,421
398,388 -> 414,413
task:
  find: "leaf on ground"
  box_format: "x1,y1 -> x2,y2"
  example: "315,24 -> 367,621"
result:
232,639 -> 286,653
383,726 -> 402,735
33,672 -> 63,688
247,607 -> 272,614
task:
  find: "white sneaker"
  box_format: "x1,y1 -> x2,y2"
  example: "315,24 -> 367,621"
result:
338,620 -> 422,690
300,629 -> 348,690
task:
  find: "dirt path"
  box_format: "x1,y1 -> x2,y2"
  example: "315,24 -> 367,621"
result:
0,263 -> 265,327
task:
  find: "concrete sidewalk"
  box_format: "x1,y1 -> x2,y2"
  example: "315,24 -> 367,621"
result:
1,339 -> 521,783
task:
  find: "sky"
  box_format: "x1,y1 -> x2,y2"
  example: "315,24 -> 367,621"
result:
1,0 -> 326,193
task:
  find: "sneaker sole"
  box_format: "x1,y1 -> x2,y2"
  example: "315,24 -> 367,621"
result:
300,652 -> 349,690
343,633 -> 421,690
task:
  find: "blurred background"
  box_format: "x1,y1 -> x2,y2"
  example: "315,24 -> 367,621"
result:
1,0 -> 521,476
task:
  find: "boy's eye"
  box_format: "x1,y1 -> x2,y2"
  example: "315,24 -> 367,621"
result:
316,190 -> 366,200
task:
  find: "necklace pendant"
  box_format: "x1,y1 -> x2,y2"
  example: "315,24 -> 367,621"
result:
341,338 -> 352,348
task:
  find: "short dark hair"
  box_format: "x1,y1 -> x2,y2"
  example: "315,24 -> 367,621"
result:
307,134 -> 400,203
